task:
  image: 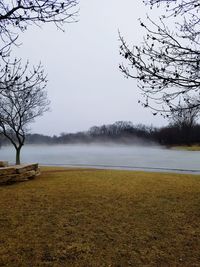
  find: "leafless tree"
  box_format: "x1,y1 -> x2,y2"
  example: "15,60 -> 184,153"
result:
0,1 -> 78,163
0,61 -> 49,164
119,0 -> 200,116
170,97 -> 200,127
168,97 -> 200,144
0,0 -> 78,57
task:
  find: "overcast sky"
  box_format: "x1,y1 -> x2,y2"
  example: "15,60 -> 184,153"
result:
16,0 -> 167,135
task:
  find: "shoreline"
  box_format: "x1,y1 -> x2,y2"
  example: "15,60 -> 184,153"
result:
40,163 -> 200,175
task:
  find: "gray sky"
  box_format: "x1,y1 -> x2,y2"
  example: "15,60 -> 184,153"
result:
16,0 -> 167,135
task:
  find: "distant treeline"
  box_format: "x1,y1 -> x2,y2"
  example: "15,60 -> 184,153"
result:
1,121 -> 200,146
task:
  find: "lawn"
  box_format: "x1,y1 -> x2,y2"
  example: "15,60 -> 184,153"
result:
172,145 -> 200,151
1,167 -> 200,266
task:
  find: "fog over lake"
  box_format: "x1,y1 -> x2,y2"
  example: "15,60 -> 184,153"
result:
1,144 -> 200,174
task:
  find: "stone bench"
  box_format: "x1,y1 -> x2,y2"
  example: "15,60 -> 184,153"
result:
0,163 -> 40,185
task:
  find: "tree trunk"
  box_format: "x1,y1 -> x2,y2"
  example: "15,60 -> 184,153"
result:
16,147 -> 21,165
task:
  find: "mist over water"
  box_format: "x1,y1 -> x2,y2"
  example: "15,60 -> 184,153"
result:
1,143 -> 200,174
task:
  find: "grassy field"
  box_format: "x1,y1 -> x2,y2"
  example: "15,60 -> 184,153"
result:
1,167 -> 200,266
172,145 -> 200,151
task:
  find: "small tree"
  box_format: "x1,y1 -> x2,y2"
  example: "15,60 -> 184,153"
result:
0,61 -> 49,164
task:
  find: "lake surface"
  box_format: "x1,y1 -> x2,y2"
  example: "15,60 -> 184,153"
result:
1,144 -> 200,174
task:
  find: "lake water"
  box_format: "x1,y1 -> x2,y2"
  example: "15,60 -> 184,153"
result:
1,144 -> 200,174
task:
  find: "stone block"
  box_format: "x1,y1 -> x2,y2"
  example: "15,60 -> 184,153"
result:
15,164 -> 38,174
0,163 -> 40,185
11,170 -> 36,182
0,167 -> 16,176
0,161 -> 8,167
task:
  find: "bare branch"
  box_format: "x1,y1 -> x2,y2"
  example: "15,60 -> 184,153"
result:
119,2 -> 200,115
0,0 -> 79,57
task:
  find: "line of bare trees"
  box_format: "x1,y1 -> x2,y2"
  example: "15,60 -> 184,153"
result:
1,118 -> 200,146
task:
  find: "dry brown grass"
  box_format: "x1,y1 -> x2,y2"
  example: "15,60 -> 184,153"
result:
172,145 -> 200,151
1,167 -> 200,266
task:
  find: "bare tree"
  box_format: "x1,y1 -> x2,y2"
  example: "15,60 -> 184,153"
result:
0,0 -> 78,57
0,61 -> 49,164
170,100 -> 200,129
167,99 -> 200,145
0,1 -> 78,164
119,0 -> 200,116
